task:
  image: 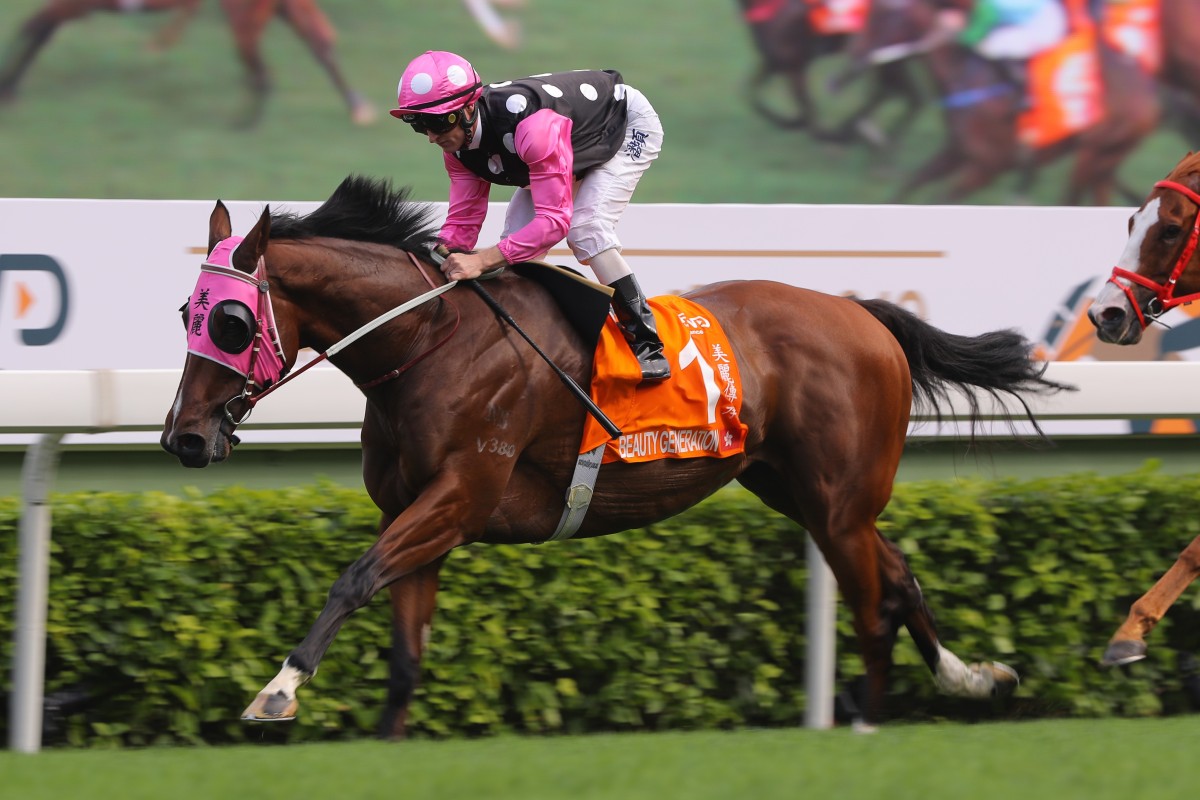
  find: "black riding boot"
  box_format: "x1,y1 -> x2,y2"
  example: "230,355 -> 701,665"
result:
608,274 -> 671,382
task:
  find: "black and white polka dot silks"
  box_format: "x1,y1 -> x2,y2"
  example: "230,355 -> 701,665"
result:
454,69 -> 629,187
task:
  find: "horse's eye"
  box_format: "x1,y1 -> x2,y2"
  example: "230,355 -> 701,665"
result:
179,302 -> 189,328
208,300 -> 256,354
1161,224 -> 1183,241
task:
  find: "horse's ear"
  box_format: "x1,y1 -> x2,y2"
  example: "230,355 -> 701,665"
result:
232,206 -> 271,275
208,200 -> 232,256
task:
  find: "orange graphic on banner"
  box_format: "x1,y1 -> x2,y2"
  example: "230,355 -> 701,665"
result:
1018,26 -> 1104,149
806,0 -> 867,34
581,296 -> 749,464
16,282 -> 34,318
1102,0 -> 1162,75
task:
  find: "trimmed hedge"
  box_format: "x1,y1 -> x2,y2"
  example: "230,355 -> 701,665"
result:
2,464 -> 1200,747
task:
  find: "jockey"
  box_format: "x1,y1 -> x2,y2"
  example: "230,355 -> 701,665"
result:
390,50 -> 670,383
935,0 -> 1070,102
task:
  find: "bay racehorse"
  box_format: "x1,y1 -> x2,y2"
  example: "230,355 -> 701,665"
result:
161,175 -> 1068,735
837,0 -> 1158,205
0,0 -> 375,127
1089,150 -> 1200,666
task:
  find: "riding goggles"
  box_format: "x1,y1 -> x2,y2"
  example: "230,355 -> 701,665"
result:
400,109 -> 463,135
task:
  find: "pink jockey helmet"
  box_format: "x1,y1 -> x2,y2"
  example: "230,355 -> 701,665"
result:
389,50 -> 483,118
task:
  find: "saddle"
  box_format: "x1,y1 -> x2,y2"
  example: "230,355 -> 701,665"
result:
508,260 -> 613,351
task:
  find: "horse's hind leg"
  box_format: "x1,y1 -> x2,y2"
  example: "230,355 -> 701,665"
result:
875,534 -> 1018,701
739,463 -> 903,728
741,461 -> 1016,729
1103,534 -> 1200,667
277,0 -> 376,125
379,554 -> 447,739
889,143 -> 963,203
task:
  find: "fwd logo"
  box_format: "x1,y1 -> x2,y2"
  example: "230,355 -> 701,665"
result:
0,255 -> 71,346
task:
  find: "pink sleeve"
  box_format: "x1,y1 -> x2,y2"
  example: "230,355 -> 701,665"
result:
497,109 -> 575,264
438,152 -> 491,251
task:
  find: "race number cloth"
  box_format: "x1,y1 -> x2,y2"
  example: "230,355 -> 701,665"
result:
807,0 -> 867,35
1101,0 -> 1161,75
1018,24 -> 1104,149
580,296 -> 748,464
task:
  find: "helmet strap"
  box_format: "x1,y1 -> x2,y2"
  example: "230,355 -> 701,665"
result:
459,102 -> 478,136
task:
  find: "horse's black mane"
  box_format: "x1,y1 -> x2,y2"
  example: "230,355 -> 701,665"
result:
268,175 -> 441,253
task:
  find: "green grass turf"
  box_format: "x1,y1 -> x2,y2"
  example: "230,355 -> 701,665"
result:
1,717 -> 1195,800
0,0 -> 1189,205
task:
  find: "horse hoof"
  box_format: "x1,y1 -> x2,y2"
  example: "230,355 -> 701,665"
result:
351,102 -> 378,127
989,661 -> 1020,698
1101,639 -> 1147,667
489,22 -> 521,50
851,718 -> 879,735
241,690 -> 298,721
854,119 -> 889,150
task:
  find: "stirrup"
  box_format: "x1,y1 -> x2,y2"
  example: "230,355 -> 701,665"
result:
636,349 -> 671,382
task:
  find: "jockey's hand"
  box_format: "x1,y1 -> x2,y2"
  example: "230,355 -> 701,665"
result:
441,246 -> 505,281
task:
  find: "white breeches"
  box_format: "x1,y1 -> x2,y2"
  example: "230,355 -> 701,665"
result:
502,85 -> 663,264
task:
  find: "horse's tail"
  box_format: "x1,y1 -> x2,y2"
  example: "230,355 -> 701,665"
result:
854,298 -> 1074,438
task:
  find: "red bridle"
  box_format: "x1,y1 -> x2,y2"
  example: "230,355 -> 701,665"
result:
1108,179 -> 1200,330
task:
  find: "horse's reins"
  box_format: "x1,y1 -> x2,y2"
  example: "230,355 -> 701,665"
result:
1107,179 -> 1200,331
229,251 -> 461,425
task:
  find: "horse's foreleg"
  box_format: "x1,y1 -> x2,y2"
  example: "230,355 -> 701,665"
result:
883,64 -> 925,148
822,63 -> 922,150
748,67 -> 808,130
146,0 -> 202,52
1103,534 -> 1200,667
219,0 -> 273,128
378,555 -> 447,739
462,0 -> 520,50
0,6 -> 72,99
240,482 -> 480,722
277,0 -> 375,125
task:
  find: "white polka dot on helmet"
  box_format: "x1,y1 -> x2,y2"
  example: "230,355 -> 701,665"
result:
389,50 -> 483,118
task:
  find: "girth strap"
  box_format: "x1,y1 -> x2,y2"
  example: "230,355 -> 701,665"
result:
548,444 -> 605,541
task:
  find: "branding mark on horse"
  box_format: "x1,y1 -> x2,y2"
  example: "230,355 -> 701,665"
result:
484,404 -> 510,429
476,437 -> 516,457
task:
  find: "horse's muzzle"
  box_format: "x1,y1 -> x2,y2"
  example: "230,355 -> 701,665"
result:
161,430 -> 240,468
1087,303 -> 1142,346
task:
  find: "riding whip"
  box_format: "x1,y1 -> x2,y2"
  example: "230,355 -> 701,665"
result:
429,246 -> 623,439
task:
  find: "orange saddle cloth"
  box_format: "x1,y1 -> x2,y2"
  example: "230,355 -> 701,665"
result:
1102,0 -> 1162,76
1018,23 -> 1105,149
580,296 -> 749,464
806,0 -> 868,35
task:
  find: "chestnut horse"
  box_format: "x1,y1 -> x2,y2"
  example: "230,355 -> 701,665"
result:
839,0 -> 1158,204
1088,151 -> 1200,666
161,176 -> 1067,735
737,0 -> 925,149
0,0 -> 375,126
